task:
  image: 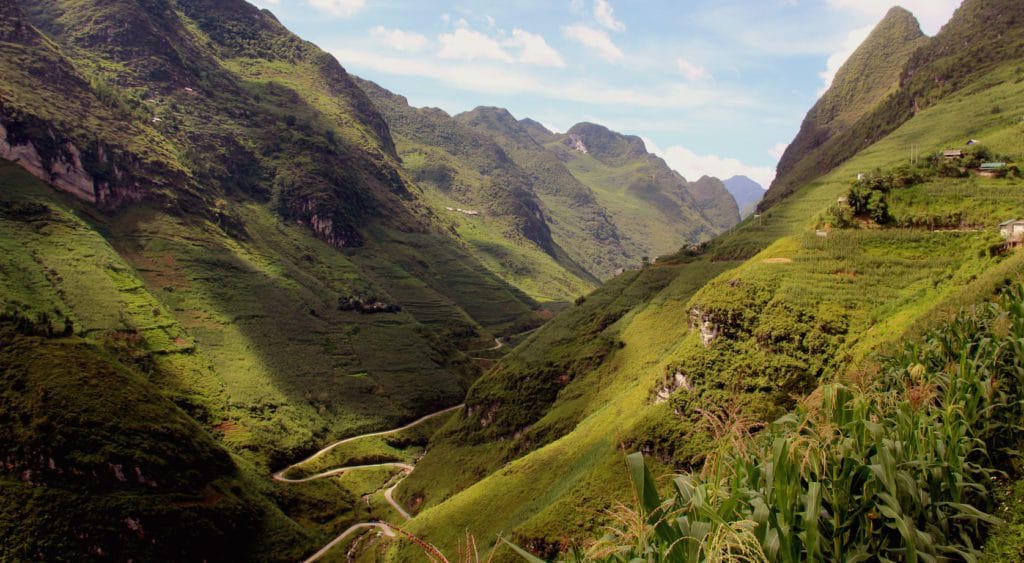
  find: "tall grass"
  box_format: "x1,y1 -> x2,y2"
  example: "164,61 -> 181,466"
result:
544,285 -> 1024,562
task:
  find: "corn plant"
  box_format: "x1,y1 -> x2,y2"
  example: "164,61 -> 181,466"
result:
519,285 -> 1024,562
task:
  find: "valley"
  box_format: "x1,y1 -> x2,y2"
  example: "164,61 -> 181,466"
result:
3,0 -> 1024,561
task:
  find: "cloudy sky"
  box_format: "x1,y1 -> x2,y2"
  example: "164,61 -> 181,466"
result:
249,0 -> 961,188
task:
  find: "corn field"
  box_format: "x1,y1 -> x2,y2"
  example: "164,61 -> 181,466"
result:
548,285 -> 1024,562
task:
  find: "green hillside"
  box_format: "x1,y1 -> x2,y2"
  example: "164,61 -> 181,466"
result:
6,0 -> 1024,560
765,0 -> 1024,210
354,80 -> 601,302
455,107 -> 635,280
765,7 -> 927,208
368,9 -> 1024,558
545,123 -> 739,263
0,0 -> 549,558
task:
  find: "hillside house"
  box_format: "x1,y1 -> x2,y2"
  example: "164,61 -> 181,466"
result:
943,149 -> 964,159
977,162 -> 1007,177
1000,220 -> 1024,246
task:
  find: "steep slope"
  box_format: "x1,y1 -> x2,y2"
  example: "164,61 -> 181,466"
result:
353,80 -> 600,300
686,175 -> 741,229
546,122 -> 739,261
378,26 -> 1024,561
764,7 -> 927,207
723,174 -> 765,217
455,107 -> 634,279
765,0 -> 1024,210
0,0 -> 545,559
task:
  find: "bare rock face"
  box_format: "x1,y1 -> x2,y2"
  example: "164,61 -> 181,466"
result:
688,307 -> 720,346
567,133 -> 589,154
0,119 -> 150,208
654,370 -> 692,404
0,121 -> 96,202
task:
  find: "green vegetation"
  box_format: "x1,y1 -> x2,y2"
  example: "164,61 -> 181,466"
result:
766,6 -> 927,208
0,0 -> 548,556
372,18 -> 1024,558
5,0 -> 1024,560
767,0 -> 1024,210
562,284 -> 1024,561
545,123 -> 738,264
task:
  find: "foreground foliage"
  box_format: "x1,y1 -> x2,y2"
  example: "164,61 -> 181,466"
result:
574,285 -> 1024,562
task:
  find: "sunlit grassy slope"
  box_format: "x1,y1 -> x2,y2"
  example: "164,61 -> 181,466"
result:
0,155 -> 538,559
371,60 -> 1024,560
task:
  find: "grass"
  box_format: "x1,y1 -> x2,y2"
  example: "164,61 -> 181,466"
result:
570,284 -> 1024,561
370,60 -> 1024,560
0,156 -> 521,559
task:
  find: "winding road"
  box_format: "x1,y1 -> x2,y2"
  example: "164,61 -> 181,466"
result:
274,405 -> 463,562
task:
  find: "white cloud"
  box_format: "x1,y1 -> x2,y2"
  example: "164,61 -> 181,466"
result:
252,0 -> 279,5
369,26 -> 429,53
676,57 -> 710,82
507,29 -> 566,68
769,142 -> 789,161
437,26 -> 565,68
826,0 -> 959,35
644,139 -> 775,188
817,24 -> 872,94
329,48 -> 749,109
438,28 -> 515,63
563,24 -> 623,63
308,0 -> 365,18
594,0 -> 625,32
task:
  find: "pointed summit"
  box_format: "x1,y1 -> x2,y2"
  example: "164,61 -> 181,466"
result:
765,6 -> 926,207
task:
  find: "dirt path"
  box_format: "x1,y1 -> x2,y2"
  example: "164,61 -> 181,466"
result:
301,522 -> 395,563
275,405 -> 462,561
272,405 -> 462,482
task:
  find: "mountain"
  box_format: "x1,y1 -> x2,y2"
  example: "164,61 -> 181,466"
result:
0,0 -> 739,557
355,84 -> 742,282
453,107 -> 635,277
764,6 -> 927,208
0,0 -> 550,558
377,2 -> 1024,559
723,174 -> 765,217
545,122 -> 739,260
765,0 -> 1024,210
686,175 -> 741,228
353,79 -> 602,301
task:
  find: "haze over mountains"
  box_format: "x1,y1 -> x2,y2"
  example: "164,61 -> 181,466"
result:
722,175 -> 765,218
3,0 -> 1024,561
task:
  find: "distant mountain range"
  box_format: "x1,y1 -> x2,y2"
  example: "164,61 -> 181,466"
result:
723,175 -> 765,217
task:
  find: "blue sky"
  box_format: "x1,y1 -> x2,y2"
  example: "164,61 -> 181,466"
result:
249,0 -> 960,187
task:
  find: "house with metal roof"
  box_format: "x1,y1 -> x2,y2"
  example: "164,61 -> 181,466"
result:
977,162 -> 1007,177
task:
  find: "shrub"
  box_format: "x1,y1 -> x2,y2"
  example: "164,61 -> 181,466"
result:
536,285 -> 1024,562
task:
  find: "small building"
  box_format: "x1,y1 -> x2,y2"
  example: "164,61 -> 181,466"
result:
977,162 -> 1007,178
943,150 -> 964,159
967,139 -> 980,146
1000,220 -> 1024,246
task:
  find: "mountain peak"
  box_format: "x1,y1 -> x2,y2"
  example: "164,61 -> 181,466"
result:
518,118 -> 555,144
565,122 -> 647,164
763,3 -> 926,208
455,106 -> 539,149
722,176 -> 765,218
